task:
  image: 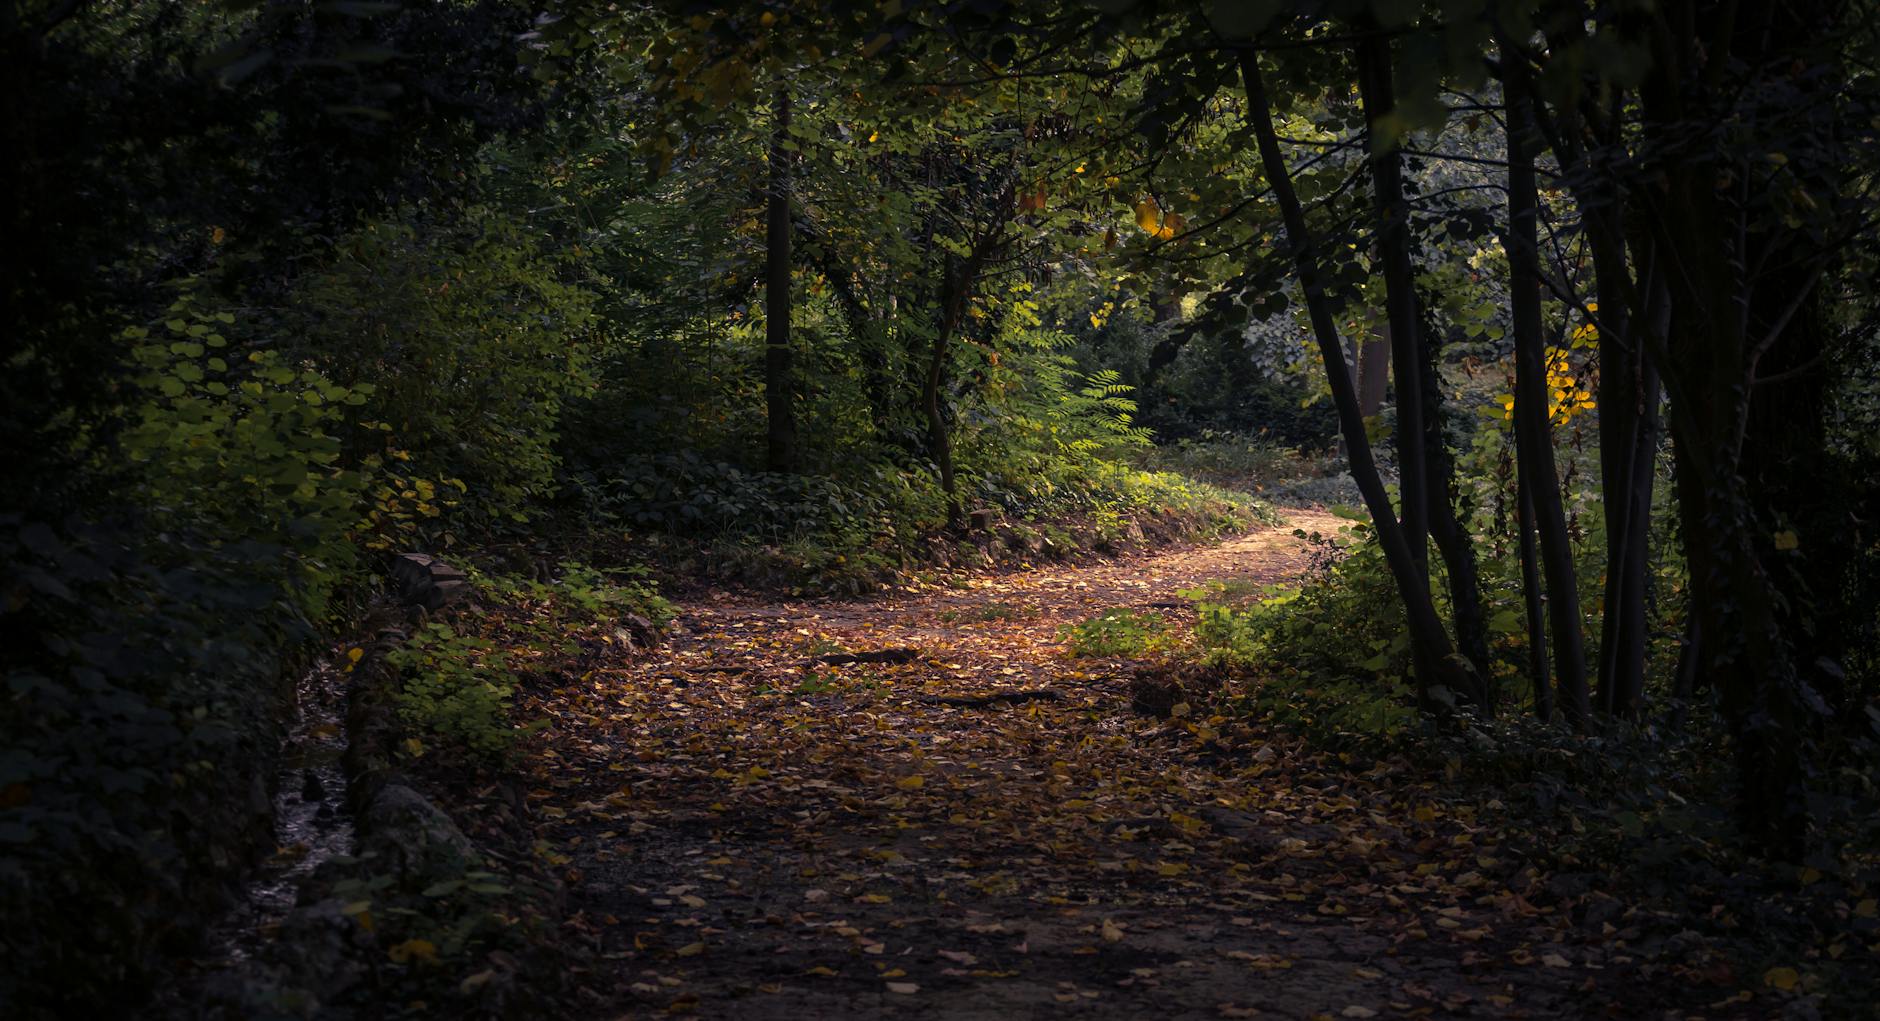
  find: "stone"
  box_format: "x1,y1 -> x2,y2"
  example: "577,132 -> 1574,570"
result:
390,553 -> 469,611
357,783 -> 478,880
968,506 -> 999,531
621,613 -> 657,648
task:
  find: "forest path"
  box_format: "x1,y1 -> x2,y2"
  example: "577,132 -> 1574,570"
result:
523,511 -> 1608,1019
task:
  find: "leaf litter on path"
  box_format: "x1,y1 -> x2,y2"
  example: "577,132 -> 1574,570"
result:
504,511 -> 1739,1018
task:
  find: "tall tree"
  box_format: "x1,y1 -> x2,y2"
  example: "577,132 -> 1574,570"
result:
765,87 -> 800,473
1242,49 -> 1487,711
1355,30 -> 1492,680
1499,37 -> 1592,725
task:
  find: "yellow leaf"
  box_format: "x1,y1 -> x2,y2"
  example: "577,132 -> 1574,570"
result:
676,941 -> 706,957
340,900 -> 374,933
895,775 -> 925,790
1774,530 -> 1800,551
1101,918 -> 1125,942
347,647 -> 364,663
1134,198 -> 1161,234
1763,966 -> 1800,991
805,966 -> 837,977
388,938 -> 439,965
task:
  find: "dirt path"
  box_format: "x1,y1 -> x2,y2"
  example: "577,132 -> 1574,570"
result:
520,512 -> 1642,1018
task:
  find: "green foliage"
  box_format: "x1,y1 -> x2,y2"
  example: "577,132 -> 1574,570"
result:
0,294 -> 386,1012
387,562 -> 672,761
1062,609 -> 1170,658
387,624 -> 521,759
480,561 -> 674,631
1137,429 -> 1346,499
121,293 -> 369,621
284,207 -> 597,527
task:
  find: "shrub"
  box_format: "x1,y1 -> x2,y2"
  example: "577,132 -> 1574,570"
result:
283,207 -> 597,527
1062,609 -> 1171,658
1,296 -> 378,1011
387,624 -> 521,759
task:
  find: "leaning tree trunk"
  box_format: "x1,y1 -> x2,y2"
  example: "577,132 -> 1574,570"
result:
1354,34 -> 1491,688
1240,50 -> 1485,710
1501,49 -> 1592,726
764,88 -> 799,473
1354,33 -> 1430,583
1419,308 -> 1492,679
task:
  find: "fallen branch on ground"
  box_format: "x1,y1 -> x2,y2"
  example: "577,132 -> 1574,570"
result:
808,648 -> 923,666
920,689 -> 1063,708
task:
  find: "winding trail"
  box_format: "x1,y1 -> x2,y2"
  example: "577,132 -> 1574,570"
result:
519,512 -> 1648,1018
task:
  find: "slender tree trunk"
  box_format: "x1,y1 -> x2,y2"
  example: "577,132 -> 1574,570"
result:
923,258 -> 960,524
764,88 -> 798,473
1354,33 -> 1429,582
1357,323 -> 1389,420
1420,310 -> 1492,679
1240,50 -> 1485,710
1518,468 -> 1552,720
1592,243 -> 1666,718
1501,49 -> 1592,726
1355,34 -> 1490,684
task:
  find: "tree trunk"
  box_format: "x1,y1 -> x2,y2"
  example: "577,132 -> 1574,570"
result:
764,88 -> 798,473
1518,468 -> 1552,720
1357,323 -> 1389,420
1354,34 -> 1490,686
1501,49 -> 1592,726
1627,0 -> 1832,857
1591,241 -> 1667,718
1419,310 -> 1492,680
1240,50 -> 1485,710
923,257 -> 961,524
1354,33 -> 1429,584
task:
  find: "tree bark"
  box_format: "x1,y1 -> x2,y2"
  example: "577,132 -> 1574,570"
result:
1593,250 -> 1665,719
1356,323 -> 1389,420
1518,467 -> 1552,721
764,88 -> 799,473
1419,309 -> 1492,679
1354,33 -> 1430,584
1501,48 -> 1592,726
1240,50 -> 1485,711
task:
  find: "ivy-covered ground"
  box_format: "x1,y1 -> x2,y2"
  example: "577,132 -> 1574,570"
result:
471,512 -> 1838,1020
